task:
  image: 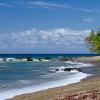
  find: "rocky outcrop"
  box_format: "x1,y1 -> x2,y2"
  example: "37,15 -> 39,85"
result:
49,67 -> 82,73
26,57 -> 33,61
64,68 -> 82,72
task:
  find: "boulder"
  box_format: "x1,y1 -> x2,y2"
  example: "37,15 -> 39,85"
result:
64,68 -> 82,72
27,57 -> 33,61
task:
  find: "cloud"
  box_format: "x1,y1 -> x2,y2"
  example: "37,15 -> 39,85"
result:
0,28 -> 91,53
81,18 -> 96,22
70,7 -> 92,13
28,1 -> 67,9
0,1 -> 98,14
28,1 -> 92,12
0,2 -> 12,7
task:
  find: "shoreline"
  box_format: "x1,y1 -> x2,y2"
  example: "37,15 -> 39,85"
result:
7,56 -> 100,100
0,68 -> 89,100
9,76 -> 100,100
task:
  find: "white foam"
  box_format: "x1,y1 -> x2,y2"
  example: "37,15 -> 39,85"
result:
70,70 -> 79,73
15,80 -> 33,85
41,59 -> 50,61
49,65 -> 82,73
33,59 -> 40,61
0,72 -> 90,100
49,66 -> 65,73
65,61 -> 93,68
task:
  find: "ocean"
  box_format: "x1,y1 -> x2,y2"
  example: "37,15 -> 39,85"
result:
0,54 -> 98,100
0,54 -> 99,58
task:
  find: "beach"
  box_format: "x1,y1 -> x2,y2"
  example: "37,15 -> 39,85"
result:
9,77 -> 100,100
7,56 -> 100,100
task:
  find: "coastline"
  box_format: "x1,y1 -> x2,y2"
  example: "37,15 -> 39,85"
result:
9,77 -> 100,100
1,72 -> 88,100
8,56 -> 100,100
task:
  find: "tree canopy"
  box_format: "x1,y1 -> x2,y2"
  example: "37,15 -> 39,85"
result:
85,30 -> 100,53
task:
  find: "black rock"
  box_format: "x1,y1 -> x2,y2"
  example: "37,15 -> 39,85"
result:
27,57 -> 33,61
64,68 -> 82,72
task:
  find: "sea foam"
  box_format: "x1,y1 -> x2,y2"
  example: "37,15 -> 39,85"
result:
0,61 -> 93,100
65,61 -> 93,67
0,72 -> 90,100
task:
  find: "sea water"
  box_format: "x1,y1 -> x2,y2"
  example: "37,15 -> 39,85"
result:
0,54 -> 95,100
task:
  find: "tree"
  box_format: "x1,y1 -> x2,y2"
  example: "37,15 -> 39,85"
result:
85,29 -> 100,53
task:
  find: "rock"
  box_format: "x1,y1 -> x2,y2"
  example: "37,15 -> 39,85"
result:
64,68 -> 82,72
26,57 -> 33,61
55,68 -> 60,72
49,67 -> 82,73
64,68 -> 72,71
2,58 -> 6,61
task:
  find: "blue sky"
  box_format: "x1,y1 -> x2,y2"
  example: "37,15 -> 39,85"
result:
0,0 -> 100,54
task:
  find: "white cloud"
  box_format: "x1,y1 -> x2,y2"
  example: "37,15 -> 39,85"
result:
0,3 -> 12,7
0,1 -> 98,14
81,18 -> 96,22
0,28 -> 91,53
71,7 -> 92,13
28,1 -> 92,13
29,1 -> 67,9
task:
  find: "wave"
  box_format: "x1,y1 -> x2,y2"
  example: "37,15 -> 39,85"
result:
14,80 -> 33,86
49,66 -> 65,73
0,80 -> 34,89
0,72 -> 90,100
65,61 -> 93,68
48,66 -> 80,73
0,66 -> 8,68
47,61 -> 93,75
0,61 -> 93,100
0,66 -> 8,71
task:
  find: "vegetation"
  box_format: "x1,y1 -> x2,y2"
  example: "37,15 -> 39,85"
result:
85,29 -> 100,53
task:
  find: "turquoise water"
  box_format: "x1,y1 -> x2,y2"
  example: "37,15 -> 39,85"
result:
0,54 -> 94,99
0,61 -> 72,90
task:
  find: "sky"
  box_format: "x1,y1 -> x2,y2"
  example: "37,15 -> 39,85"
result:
0,0 -> 100,54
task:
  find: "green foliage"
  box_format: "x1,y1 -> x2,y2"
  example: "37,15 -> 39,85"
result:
86,30 -> 100,53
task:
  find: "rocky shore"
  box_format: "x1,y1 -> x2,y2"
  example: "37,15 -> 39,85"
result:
0,56 -> 76,62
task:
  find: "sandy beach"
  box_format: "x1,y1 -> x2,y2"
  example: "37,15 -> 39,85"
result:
78,56 -> 100,62
9,77 -> 100,100
8,56 -> 100,100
